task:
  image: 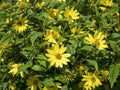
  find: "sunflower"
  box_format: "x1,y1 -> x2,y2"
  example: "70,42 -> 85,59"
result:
45,43 -> 71,68
71,27 -> 84,37
35,1 -> 45,9
26,76 -> 43,90
64,6 -> 79,22
13,17 -> 28,33
84,31 -> 108,50
82,72 -> 102,90
44,29 -> 60,43
9,63 -> 28,78
99,0 -> 114,11
47,8 -> 63,19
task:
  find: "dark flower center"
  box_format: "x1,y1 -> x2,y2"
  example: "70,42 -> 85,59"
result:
95,40 -> 100,47
17,21 -> 23,26
33,80 -> 38,85
91,77 -> 96,82
52,31 -> 58,38
55,53 -> 62,60
74,31 -> 79,35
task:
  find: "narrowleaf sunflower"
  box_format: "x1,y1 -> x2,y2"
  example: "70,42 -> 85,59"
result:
13,17 -> 28,33
82,72 -> 102,90
45,43 -> 71,68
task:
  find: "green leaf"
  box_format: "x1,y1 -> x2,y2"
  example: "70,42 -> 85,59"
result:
81,45 -> 93,51
43,78 -> 55,87
0,33 -> 11,43
2,82 -> 8,90
37,60 -> 46,67
61,85 -> 68,90
55,75 -> 65,83
31,65 -> 42,71
109,64 -> 119,88
109,40 -> 119,52
87,60 -> 98,71
36,54 -> 47,60
20,51 -> 29,59
30,31 -> 42,46
66,45 -> 75,54
111,33 -> 120,39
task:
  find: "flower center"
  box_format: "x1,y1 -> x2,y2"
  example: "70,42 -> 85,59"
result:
74,31 -> 79,35
17,21 -> 23,26
95,40 -> 100,47
68,15 -> 72,19
33,80 -> 38,85
91,77 -> 96,82
52,31 -> 58,38
55,53 -> 62,60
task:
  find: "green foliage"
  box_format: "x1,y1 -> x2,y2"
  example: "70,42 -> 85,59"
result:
0,0 -> 119,90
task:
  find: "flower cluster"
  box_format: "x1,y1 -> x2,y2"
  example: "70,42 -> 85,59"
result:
0,0 -> 120,90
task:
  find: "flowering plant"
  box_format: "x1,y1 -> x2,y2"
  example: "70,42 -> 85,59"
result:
0,0 -> 120,90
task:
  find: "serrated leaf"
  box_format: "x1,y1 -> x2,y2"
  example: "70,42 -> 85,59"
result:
109,64 -> 119,88
43,78 -> 55,87
87,60 -> 98,71
31,65 -> 41,71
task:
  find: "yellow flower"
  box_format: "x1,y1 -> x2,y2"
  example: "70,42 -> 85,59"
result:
35,1 -> 45,9
47,8 -> 63,19
79,66 -> 85,72
43,86 -> 58,90
13,17 -> 28,33
0,2 -> 6,9
44,29 -> 60,43
84,31 -> 108,50
71,27 -> 84,37
9,63 -> 28,78
17,0 -> 29,3
45,43 -> 71,68
26,76 -> 43,90
8,84 -> 16,90
64,6 -> 79,22
102,70 -> 109,77
82,72 -> 102,90
99,0 -> 114,11
58,0 -> 66,2
0,50 -> 4,62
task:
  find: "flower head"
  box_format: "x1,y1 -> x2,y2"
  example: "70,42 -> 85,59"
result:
9,63 -> 28,78
47,8 -> 63,19
99,0 -> 114,11
26,76 -> 43,90
64,6 -> 79,22
44,29 -> 60,43
84,31 -> 108,50
35,1 -> 45,9
71,27 -> 84,37
13,17 -> 28,33
45,43 -> 71,68
82,72 -> 102,90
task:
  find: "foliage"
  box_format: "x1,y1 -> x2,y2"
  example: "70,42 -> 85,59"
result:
0,0 -> 120,90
